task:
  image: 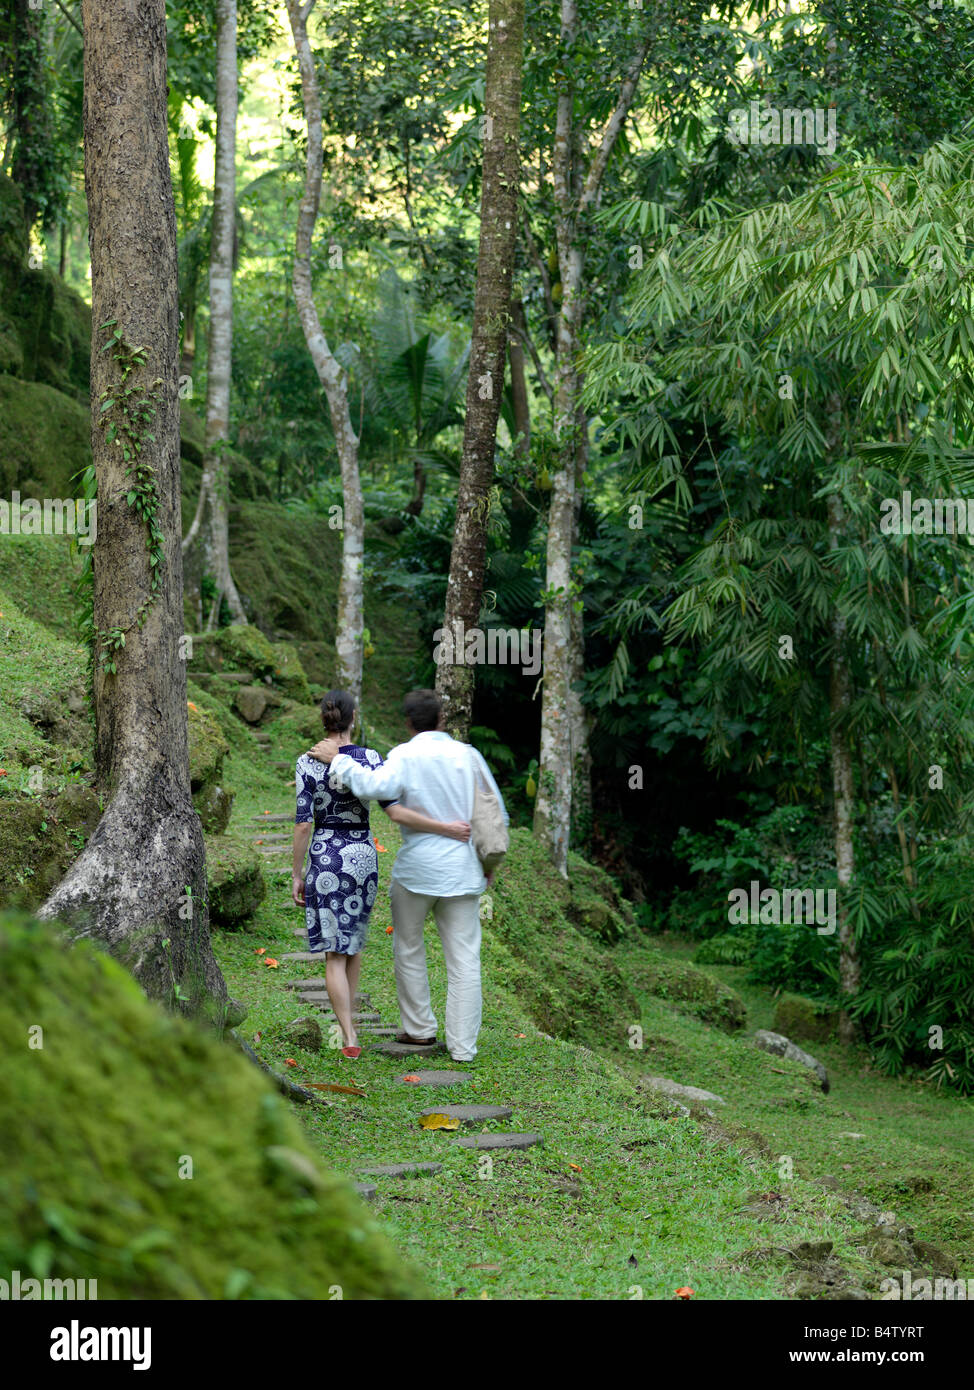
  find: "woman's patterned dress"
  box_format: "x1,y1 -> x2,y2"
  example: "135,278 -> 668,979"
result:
295,744 -> 395,954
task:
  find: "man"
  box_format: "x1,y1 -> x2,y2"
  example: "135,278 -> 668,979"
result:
309,689 -> 508,1063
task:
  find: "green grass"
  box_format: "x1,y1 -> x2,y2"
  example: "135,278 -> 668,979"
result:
209,738 -> 974,1299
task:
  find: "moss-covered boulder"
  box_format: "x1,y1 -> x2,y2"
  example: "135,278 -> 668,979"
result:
483,830 -> 638,1048
0,785 -> 100,909
188,700 -> 233,834
270,641 -> 313,703
624,952 -> 747,1033
567,859 -> 633,944
773,993 -> 838,1044
207,842 -> 266,928
0,377 -> 91,501
0,912 -> 427,1298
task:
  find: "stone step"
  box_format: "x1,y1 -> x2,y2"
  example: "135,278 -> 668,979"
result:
354,1182 -> 377,1201
282,952 -> 336,963
284,983 -> 371,1002
257,846 -> 290,855
272,760 -> 292,769
253,834 -> 291,843
358,1162 -> 443,1179
214,672 -> 254,682
396,1070 -> 468,1086
247,814 -> 292,824
418,1105 -> 512,1128
315,1017 -> 383,1028
454,1133 -> 543,1152
371,1040 -> 445,1058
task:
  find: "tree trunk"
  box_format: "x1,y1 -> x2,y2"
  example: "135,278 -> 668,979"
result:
10,0 -> 53,228
287,0 -> 364,705
39,0 -> 232,1021
436,0 -> 525,738
533,5 -> 649,874
569,388 -> 592,842
508,296 -> 530,460
827,489 -> 860,1043
181,0 -> 247,632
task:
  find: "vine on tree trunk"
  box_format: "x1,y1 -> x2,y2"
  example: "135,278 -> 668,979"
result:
94,320 -> 166,673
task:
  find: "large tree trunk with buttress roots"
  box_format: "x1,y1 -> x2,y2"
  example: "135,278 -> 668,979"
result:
39,0 -> 233,1021
181,0 -> 247,631
436,0 -> 525,738
287,0 -> 364,706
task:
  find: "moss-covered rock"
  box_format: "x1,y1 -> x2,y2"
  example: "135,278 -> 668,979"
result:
188,700 -> 233,834
624,952 -> 747,1033
270,641 -> 313,703
0,785 -> 99,909
188,701 -> 230,790
0,376 -> 91,501
207,843 -> 266,928
484,830 -> 638,1048
773,993 -> 838,1044
0,911 -> 427,1298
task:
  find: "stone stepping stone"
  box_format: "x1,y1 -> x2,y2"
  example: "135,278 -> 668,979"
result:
354,1182 -> 376,1200
358,1161 -> 443,1178
253,833 -> 291,842
272,760 -> 292,769
213,672 -> 253,682
371,1039 -> 445,1058
284,983 -> 369,1003
258,846 -> 290,855
247,814 -> 292,824
454,1133 -> 543,1152
282,952 -> 338,963
396,1070 -> 468,1086
418,1105 -> 512,1128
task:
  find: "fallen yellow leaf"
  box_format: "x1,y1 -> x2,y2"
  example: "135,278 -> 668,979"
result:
419,1113 -> 460,1131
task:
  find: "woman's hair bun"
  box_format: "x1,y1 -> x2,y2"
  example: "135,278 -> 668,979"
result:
320,689 -> 355,734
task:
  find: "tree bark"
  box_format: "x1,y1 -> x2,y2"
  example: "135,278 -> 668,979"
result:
533,5 -> 649,873
508,296 -> 530,459
9,0 -> 54,228
39,0 -> 232,1021
287,0 -> 364,705
436,0 -> 525,738
827,490 -> 860,1043
181,0 -> 247,631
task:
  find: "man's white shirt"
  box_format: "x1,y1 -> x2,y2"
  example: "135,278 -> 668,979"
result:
328,731 -> 509,896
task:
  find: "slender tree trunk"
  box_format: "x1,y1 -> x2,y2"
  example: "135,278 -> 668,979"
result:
39,0 -> 232,1020
827,488 -> 860,1043
287,0 -> 364,705
569,387 -> 592,841
509,296 -> 530,459
533,5 -> 649,873
436,0 -> 525,738
181,0 -> 247,631
10,0 -> 53,228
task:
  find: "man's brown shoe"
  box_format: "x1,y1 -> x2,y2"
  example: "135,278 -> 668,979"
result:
396,1031 -> 437,1046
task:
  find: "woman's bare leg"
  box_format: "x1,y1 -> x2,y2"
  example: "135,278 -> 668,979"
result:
326,952 -> 356,1048
346,951 -> 362,1009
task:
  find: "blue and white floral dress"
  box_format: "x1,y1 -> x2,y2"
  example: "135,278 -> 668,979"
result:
295,745 -> 395,954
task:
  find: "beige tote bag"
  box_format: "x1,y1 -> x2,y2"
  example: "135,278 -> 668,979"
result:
468,747 -> 509,874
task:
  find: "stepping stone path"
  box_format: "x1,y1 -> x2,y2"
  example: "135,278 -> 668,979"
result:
254,795 -> 547,1199
359,1161 -> 443,1178
454,1133 -> 543,1152
396,1070 -> 469,1086
418,1105 -> 512,1127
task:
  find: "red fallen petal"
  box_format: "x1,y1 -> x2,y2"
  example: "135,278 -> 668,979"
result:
285,1058 -> 297,1067
403,1074 -> 421,1083
675,1286 -> 695,1299
254,948 -> 266,954
385,924 -> 394,934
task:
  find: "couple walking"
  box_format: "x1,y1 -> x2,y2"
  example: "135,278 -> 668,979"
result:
291,688 -> 508,1063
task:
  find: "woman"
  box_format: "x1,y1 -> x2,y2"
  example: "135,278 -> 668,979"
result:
292,689 -> 470,1058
